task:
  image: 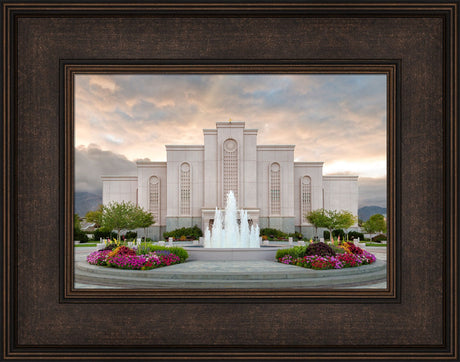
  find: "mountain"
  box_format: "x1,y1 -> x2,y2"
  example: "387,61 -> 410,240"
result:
358,206 -> 387,222
74,192 -> 102,217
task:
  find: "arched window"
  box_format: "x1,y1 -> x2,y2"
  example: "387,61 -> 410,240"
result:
223,138 -> 238,204
301,176 -> 312,222
179,162 -> 191,216
270,163 -> 281,215
149,176 -> 160,222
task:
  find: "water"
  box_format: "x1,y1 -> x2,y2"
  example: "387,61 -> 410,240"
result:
203,191 -> 260,248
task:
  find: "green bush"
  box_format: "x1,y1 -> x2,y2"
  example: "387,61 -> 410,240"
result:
137,244 -> 189,262
372,234 -> 387,242
74,228 -> 89,243
93,227 -> 117,240
275,248 -> 292,259
347,231 -> 365,241
330,244 -> 347,254
323,229 -> 346,240
124,231 -> 138,240
275,246 -> 307,260
163,225 -> 203,240
260,228 -> 288,240
288,231 -> 303,240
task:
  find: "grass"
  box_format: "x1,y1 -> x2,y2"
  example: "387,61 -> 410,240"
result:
75,243 -> 97,247
365,242 -> 387,247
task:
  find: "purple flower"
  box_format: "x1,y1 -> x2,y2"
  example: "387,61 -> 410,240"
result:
86,250 -> 111,265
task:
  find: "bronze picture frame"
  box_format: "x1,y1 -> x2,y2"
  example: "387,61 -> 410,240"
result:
2,1 -> 458,360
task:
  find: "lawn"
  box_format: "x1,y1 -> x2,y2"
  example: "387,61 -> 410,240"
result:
364,242 -> 387,247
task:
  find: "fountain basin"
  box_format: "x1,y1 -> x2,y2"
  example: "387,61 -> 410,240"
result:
184,247 -> 281,261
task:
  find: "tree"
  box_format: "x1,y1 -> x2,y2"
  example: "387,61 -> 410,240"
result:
85,204 -> 103,228
101,201 -> 140,242
322,209 -> 357,242
362,214 -> 387,239
133,206 -> 155,242
74,213 -> 81,230
73,213 -> 88,243
305,209 -> 328,238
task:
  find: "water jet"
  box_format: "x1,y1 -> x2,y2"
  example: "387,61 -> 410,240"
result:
186,191 -> 280,261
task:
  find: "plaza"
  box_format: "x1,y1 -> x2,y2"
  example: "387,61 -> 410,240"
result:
74,244 -> 387,289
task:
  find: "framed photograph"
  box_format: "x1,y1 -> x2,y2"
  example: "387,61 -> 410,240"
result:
2,1 -> 458,360
71,68 -> 391,293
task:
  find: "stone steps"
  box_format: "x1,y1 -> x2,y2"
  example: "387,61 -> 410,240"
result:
74,260 -> 387,289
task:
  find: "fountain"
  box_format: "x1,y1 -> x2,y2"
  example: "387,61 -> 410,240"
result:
185,191 -> 280,261
203,191 -> 260,248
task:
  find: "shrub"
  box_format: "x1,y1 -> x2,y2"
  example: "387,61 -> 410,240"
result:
305,242 -> 336,257
288,231 -> 303,240
335,229 -> 346,239
87,244 -> 186,270
276,242 -> 377,269
323,229 -> 346,240
93,227 -> 118,240
330,244 -> 347,255
136,244 -> 189,262
347,231 -> 365,241
372,234 -> 387,242
281,251 -> 376,270
260,228 -> 288,240
163,225 -> 203,240
275,246 -> 307,260
124,231 -> 137,240
276,248 -> 292,260
74,228 -> 89,243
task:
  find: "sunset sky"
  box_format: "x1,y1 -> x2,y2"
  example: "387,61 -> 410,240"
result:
75,74 -> 387,208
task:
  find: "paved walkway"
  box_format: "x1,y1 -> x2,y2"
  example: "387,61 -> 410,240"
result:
74,246 -> 387,289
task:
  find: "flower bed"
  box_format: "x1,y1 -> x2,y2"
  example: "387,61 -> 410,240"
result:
277,241 -> 376,270
86,244 -> 185,270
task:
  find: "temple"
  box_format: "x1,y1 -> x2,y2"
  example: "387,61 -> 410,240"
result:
101,121 -> 358,239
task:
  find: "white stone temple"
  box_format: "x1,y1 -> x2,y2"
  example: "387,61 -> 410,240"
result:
101,121 -> 358,239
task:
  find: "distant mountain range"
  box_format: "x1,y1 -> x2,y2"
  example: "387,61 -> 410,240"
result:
75,192 -> 102,217
358,206 -> 387,221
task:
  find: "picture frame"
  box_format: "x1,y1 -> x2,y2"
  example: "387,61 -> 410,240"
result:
2,1 -> 458,360
67,64 -> 394,297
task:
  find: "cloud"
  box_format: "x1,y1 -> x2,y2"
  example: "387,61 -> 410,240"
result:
75,74 -> 387,203
358,177 -> 387,208
75,144 -> 137,194
75,74 -> 386,160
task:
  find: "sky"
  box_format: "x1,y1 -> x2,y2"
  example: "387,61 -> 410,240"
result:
75,74 -> 387,208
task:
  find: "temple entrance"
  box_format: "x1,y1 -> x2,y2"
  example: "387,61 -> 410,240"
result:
209,218 -> 253,229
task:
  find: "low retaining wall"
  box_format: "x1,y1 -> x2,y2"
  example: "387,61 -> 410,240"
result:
184,247 -> 281,261
74,259 -> 387,289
